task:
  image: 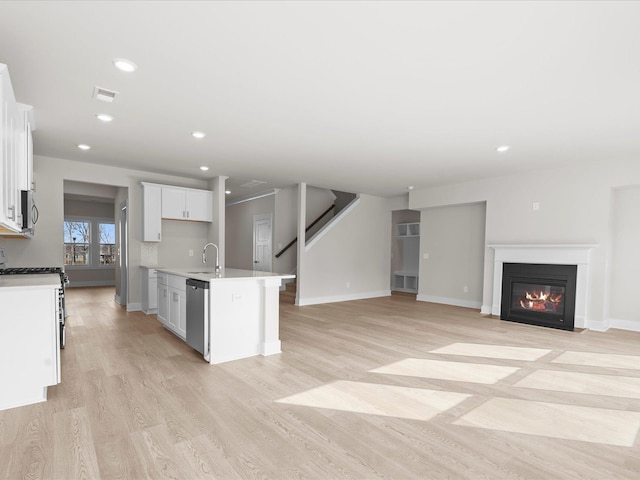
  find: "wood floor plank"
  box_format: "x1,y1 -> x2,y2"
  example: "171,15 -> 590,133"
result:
2,286 -> 640,479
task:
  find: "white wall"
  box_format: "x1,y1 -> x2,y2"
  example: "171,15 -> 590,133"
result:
409,158 -> 640,329
298,194 -> 392,305
0,155 -> 210,309
608,186 -> 640,326
417,203 -> 486,308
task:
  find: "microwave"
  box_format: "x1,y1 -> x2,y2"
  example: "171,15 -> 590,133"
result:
21,190 -> 38,234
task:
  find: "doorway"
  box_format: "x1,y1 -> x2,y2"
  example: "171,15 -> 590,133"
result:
253,213 -> 272,272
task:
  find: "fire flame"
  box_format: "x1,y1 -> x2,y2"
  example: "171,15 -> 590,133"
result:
518,290 -> 563,311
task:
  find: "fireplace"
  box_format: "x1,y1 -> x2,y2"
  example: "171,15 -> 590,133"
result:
501,263 -> 577,331
487,244 -> 595,330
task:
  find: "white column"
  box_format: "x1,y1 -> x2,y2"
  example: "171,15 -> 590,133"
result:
295,182 -> 306,306
208,176 -> 228,270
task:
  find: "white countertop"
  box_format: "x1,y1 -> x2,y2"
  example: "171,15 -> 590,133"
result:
0,274 -> 61,289
156,267 -> 295,282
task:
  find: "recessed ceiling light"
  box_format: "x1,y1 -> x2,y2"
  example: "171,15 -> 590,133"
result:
96,113 -> 113,122
200,166 -> 209,171
225,190 -> 231,195
77,144 -> 91,150
408,186 -> 414,190
113,58 -> 137,73
496,145 -> 511,153
192,131 -> 206,139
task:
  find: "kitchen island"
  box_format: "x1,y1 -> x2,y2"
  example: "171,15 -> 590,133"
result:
155,267 -> 294,365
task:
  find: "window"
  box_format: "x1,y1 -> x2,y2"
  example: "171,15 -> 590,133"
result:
64,221 -> 90,265
99,223 -> 116,265
63,217 -> 116,268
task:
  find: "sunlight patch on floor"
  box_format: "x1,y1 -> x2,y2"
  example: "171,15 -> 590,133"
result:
370,358 -> 520,384
514,369 -> 640,399
429,343 -> 552,361
276,380 -> 471,421
552,351 -> 640,370
453,397 -> 640,447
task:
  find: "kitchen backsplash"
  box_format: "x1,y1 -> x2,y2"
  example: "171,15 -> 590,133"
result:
141,242 -> 158,266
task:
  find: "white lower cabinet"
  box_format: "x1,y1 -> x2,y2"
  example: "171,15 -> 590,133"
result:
156,273 -> 186,339
1,281 -> 60,411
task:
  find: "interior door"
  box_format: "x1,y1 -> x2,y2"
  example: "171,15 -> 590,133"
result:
253,214 -> 272,272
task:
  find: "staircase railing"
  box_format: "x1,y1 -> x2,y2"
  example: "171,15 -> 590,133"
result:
274,204 -> 335,258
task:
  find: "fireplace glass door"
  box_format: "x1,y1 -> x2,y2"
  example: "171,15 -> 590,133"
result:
511,282 -> 566,315
501,263 -> 577,331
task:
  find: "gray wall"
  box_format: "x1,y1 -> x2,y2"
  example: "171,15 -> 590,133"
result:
418,203 -> 486,308
409,158 -> 640,329
226,194 -> 275,271
225,185 -> 337,275
114,188 -> 127,301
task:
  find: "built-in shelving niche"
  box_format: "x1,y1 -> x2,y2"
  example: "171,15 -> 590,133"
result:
392,213 -> 420,293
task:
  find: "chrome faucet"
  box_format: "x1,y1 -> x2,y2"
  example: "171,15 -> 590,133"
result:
202,242 -> 220,273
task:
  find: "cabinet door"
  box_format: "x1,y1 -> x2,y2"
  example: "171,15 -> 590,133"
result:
176,289 -> 187,338
1,99 -> 19,231
161,186 -> 186,220
148,276 -> 158,310
157,283 -> 169,325
185,189 -> 212,222
142,184 -> 162,242
169,288 -> 186,338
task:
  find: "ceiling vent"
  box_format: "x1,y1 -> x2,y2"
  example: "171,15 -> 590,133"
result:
240,180 -> 267,189
92,86 -> 118,103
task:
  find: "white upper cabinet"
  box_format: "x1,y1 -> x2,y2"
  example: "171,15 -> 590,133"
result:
161,185 -> 212,222
141,182 -> 162,242
0,64 -> 34,235
141,182 -> 212,242
184,188 -> 212,222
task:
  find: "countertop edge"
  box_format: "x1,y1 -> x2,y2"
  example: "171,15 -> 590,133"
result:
156,267 -> 295,282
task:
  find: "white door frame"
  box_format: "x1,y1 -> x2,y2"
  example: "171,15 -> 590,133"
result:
119,201 -> 128,306
253,213 -> 273,272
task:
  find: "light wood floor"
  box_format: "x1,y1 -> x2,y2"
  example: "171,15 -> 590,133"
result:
1,287 -> 639,479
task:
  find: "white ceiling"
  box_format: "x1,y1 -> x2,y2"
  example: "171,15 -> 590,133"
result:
1,1 -> 639,198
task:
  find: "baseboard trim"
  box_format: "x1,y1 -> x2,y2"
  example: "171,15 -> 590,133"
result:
67,280 -> 115,288
417,294 -> 482,310
480,305 -> 492,315
607,317 -> 640,332
260,340 -> 282,356
127,302 -> 142,312
296,290 -> 391,306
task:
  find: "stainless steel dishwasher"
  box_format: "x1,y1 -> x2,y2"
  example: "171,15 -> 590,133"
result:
186,278 -> 209,356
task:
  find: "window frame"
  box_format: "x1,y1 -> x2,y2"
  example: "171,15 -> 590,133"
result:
63,216 -> 116,270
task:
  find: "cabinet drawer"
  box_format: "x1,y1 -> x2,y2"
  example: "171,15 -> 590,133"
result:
168,274 -> 186,291
157,272 -> 168,286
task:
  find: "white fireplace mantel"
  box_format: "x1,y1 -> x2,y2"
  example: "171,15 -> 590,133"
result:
487,244 -> 597,329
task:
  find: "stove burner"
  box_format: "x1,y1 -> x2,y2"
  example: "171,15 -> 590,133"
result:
0,266 -> 64,275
